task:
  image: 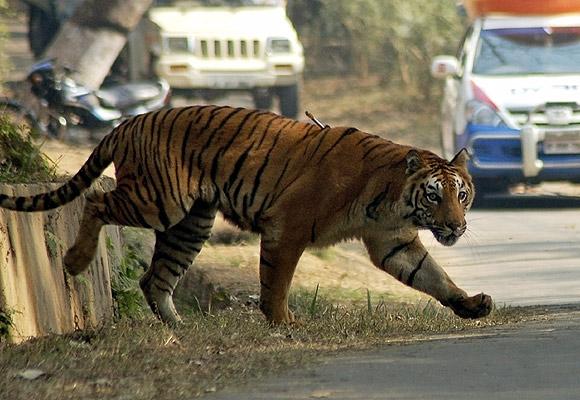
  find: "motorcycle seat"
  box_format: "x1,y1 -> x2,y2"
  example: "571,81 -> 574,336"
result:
97,81 -> 167,111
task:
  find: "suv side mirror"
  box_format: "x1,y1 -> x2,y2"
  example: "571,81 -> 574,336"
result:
431,56 -> 460,79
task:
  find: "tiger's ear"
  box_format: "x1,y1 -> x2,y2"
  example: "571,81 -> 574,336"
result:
450,148 -> 470,170
405,149 -> 424,175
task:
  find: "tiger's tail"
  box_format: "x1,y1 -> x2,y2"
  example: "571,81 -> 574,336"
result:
0,136 -> 114,212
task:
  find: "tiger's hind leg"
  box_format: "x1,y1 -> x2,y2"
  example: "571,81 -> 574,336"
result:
64,187 -> 185,275
140,200 -> 217,324
64,190 -> 108,275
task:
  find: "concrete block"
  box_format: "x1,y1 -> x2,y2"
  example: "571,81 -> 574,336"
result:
0,179 -> 120,343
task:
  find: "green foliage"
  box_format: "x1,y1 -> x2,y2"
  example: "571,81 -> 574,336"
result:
0,114 -> 57,183
290,284 -> 333,317
108,237 -> 147,319
44,228 -> 65,258
0,307 -> 13,341
308,283 -> 320,316
288,0 -> 464,97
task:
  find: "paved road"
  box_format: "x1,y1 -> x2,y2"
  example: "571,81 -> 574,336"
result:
209,308 -> 580,400
429,192 -> 580,307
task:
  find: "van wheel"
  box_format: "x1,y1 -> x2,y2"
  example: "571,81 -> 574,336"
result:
275,84 -> 299,119
473,178 -> 511,206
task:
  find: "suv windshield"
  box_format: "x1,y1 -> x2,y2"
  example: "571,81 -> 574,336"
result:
473,27 -> 580,75
155,0 -> 284,6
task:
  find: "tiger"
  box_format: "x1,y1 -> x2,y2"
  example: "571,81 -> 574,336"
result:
0,105 -> 492,324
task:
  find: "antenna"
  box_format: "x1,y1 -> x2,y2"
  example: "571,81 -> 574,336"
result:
305,110 -> 330,129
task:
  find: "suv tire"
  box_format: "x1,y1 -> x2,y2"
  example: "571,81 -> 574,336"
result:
276,84 -> 299,119
252,89 -> 273,110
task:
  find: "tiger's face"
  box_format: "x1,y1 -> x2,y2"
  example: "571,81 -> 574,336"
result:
403,149 -> 474,246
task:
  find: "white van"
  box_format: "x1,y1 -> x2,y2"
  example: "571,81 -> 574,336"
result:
149,0 -> 304,118
432,6 -> 580,194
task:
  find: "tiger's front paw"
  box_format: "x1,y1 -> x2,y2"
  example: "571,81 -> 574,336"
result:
446,292 -> 493,319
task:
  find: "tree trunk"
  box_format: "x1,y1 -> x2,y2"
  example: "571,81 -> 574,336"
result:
42,0 -> 153,90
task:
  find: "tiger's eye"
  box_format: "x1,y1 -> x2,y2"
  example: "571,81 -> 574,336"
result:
427,193 -> 439,202
458,191 -> 468,202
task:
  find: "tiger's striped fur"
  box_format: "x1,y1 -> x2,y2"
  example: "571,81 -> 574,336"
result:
0,105 -> 492,324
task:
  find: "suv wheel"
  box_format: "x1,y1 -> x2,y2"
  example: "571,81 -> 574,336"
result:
252,89 -> 273,110
275,84 -> 299,119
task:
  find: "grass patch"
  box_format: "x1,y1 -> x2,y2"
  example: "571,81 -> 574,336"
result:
0,307 -> 14,342
0,294 -> 549,400
292,285 -> 403,308
107,235 -> 148,319
0,114 -> 57,183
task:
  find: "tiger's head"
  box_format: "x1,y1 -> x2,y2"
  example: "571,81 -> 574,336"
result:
402,148 -> 474,246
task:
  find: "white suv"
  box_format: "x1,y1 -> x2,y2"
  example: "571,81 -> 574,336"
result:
149,0 -> 304,118
432,14 -> 580,193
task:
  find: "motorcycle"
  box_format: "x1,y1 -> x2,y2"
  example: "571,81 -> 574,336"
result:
0,59 -> 171,140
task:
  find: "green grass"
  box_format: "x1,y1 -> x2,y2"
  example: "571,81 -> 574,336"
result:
107,234 -> 148,319
0,308 -> 14,341
0,114 -> 57,183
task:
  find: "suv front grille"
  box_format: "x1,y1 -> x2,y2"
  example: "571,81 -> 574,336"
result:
508,103 -> 580,129
199,39 -> 262,59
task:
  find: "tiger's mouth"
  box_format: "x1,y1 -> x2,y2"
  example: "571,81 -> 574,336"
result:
430,229 -> 462,247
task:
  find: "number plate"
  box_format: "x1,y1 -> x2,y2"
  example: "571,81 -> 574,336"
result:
544,129 -> 580,154
212,77 -> 251,89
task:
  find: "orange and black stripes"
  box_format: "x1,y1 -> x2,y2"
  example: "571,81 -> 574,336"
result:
380,235 -> 418,270
0,104 -> 462,236
406,251 -> 429,287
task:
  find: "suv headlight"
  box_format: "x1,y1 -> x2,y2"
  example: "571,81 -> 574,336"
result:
465,100 -> 507,127
267,38 -> 291,54
165,36 -> 193,53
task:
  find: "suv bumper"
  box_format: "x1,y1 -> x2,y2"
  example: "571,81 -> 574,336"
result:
155,58 -> 302,90
461,123 -> 580,182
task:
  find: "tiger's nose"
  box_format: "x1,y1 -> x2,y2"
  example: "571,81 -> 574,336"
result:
447,222 -> 466,235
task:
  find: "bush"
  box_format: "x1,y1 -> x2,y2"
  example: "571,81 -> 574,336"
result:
0,113 -> 57,183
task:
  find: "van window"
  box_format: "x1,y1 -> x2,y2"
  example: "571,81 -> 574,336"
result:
473,27 -> 580,75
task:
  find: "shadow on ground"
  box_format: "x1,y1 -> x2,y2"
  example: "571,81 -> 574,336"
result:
474,183 -> 580,209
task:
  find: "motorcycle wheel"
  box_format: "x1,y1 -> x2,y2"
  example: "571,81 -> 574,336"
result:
0,100 -> 43,137
47,115 -> 68,140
